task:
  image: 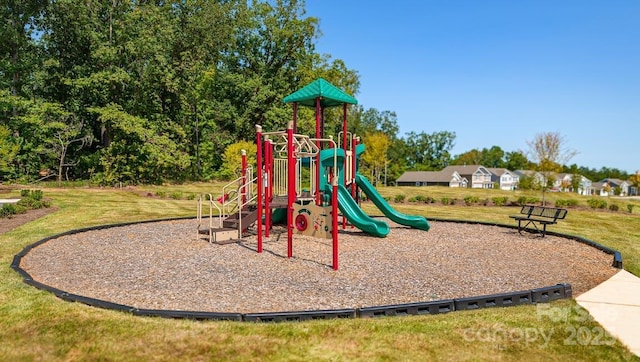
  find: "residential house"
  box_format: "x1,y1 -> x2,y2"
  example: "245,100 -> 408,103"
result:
440,165 -> 494,188
396,171 -> 441,187
553,173 -> 592,195
591,178 -> 630,196
487,168 -> 519,190
395,170 -> 467,187
397,165 -> 492,188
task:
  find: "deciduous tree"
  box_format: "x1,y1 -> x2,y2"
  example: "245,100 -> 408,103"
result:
404,130 -> 455,170
526,132 -> 577,205
0,125 -> 19,178
360,132 -> 390,186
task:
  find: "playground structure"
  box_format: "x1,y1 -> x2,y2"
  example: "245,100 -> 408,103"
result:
197,78 -> 430,269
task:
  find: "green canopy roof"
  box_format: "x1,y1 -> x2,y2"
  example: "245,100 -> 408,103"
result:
283,78 -> 358,108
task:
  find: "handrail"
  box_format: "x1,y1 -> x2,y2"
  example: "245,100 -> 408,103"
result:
338,131 -> 353,149
237,175 -> 258,238
265,131 -> 320,159
196,193 -> 223,243
221,176 -> 242,215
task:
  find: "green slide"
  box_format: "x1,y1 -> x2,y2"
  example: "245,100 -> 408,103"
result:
355,173 -> 430,231
329,184 -> 390,237
270,208 -> 287,224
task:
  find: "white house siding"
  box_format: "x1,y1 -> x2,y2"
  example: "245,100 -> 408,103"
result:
500,174 -> 516,190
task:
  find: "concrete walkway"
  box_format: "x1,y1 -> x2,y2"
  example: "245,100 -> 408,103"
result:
576,269 -> 640,357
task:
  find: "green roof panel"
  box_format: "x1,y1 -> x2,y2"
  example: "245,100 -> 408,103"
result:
283,78 -> 357,108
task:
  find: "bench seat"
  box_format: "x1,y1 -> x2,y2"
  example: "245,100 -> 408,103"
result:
510,205 -> 568,237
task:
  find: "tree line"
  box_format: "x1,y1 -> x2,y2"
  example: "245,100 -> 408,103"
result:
0,1 -> 631,186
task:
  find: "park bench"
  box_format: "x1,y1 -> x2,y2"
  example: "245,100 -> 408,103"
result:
509,205 -> 568,237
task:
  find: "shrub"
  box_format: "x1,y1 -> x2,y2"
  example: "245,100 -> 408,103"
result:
528,197 -> 540,204
609,204 -> 619,212
627,204 -> 635,213
16,189 -> 50,210
17,198 -> 49,209
441,197 -> 450,205
30,190 -> 43,200
14,204 -> 29,214
170,192 -> 183,200
0,203 -> 17,218
186,193 -> 197,200
517,196 -> 541,206
587,199 -> 607,209
424,196 -> 435,204
555,199 -> 578,208
155,191 -> 166,198
463,196 -> 479,206
394,194 -> 405,203
414,195 -> 427,202
491,197 -> 509,206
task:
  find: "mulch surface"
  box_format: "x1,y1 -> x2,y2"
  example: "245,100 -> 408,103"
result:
19,218 -> 618,314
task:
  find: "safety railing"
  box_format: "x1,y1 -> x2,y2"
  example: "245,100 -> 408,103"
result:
236,174 -> 258,238
196,193 -> 222,242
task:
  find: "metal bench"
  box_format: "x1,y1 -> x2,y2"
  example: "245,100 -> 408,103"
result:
509,205 -> 568,237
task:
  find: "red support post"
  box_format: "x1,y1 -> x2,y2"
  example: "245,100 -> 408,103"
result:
287,122 -> 295,258
255,126 -> 263,253
341,103 -> 348,229
332,176 -> 339,270
264,138 -> 272,238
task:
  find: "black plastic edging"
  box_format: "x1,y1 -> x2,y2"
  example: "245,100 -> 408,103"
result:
358,300 -> 454,318
244,309 -> 357,322
133,309 -> 243,321
531,283 -> 571,303
23,278 -> 68,296
10,217 -> 619,322
453,290 -> 532,311
58,292 -> 136,313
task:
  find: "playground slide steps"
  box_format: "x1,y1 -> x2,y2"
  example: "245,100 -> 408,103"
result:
197,227 -> 238,245
198,206 -> 259,244
222,207 -> 258,229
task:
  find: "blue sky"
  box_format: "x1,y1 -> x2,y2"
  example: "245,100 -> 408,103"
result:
305,1 -> 640,173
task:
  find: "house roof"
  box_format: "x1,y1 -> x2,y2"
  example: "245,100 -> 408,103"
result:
600,178 -> 627,187
487,168 -> 513,176
396,171 -> 429,183
283,78 -> 358,108
441,165 -> 490,175
514,169 -> 541,177
557,173 -> 592,182
397,171 -> 452,183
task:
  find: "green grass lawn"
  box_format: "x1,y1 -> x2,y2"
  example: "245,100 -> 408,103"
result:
1,184 -> 639,361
